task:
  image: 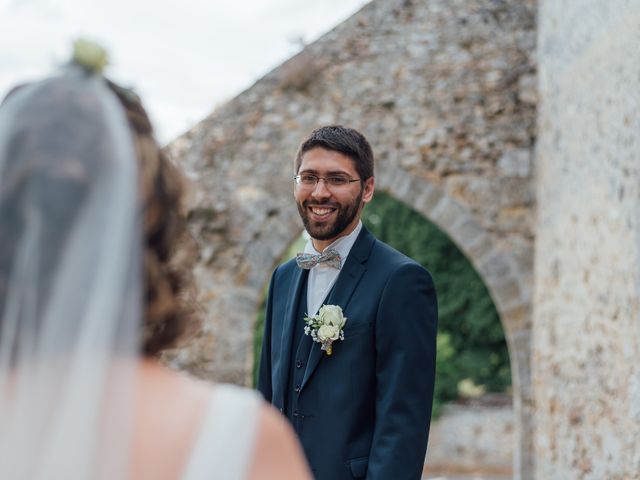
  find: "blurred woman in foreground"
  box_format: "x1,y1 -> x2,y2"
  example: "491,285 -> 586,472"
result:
0,40 -> 310,480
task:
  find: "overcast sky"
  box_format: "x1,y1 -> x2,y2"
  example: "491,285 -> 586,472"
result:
0,0 -> 369,142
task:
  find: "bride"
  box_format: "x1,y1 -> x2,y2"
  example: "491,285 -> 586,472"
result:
0,41 -> 311,480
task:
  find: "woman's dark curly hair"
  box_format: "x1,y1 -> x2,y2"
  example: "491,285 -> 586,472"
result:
107,81 -> 197,356
0,78 -> 197,357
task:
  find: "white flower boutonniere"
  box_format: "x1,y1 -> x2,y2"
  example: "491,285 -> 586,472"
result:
303,304 -> 347,355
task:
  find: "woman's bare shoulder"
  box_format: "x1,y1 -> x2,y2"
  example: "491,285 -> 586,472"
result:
247,403 -> 312,480
132,360 -> 213,479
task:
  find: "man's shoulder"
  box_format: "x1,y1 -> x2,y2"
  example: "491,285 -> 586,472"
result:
366,235 -> 434,282
272,257 -> 300,280
369,236 -> 421,269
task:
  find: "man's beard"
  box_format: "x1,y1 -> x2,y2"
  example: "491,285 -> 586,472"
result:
297,189 -> 363,241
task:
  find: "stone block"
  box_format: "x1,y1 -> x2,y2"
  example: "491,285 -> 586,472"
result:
450,217 -> 488,253
497,148 -> 532,178
430,196 -> 468,232
425,400 -> 514,476
411,182 -> 444,217
477,250 -> 514,283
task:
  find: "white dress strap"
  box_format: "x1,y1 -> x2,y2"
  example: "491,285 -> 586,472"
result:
182,384 -> 262,480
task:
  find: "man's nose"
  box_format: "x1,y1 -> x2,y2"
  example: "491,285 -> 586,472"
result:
310,179 -> 331,198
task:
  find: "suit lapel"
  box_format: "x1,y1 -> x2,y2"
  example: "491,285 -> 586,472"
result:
274,266 -> 308,409
301,227 -> 376,390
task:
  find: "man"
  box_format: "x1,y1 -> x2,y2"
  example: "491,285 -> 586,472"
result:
258,125 -> 437,479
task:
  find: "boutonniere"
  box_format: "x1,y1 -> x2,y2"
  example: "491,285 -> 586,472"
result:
303,304 -> 347,355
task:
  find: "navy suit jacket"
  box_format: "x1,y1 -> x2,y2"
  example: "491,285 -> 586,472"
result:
258,226 -> 437,479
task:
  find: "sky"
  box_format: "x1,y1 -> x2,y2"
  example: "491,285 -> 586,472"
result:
0,0 -> 369,143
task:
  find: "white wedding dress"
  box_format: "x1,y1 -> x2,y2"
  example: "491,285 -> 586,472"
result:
182,384 -> 262,480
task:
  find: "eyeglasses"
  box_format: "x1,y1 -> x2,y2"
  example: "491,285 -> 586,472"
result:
293,173 -> 361,189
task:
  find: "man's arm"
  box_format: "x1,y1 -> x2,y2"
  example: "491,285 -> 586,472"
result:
257,269 -> 278,402
368,262 -> 438,479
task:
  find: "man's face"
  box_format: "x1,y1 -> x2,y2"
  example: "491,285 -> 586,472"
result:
295,147 -> 374,248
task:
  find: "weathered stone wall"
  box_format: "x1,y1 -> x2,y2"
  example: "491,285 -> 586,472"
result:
167,0 -> 537,476
533,1 -> 640,478
426,399 -> 514,476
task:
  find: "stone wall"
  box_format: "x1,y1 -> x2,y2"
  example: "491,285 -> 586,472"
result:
167,0 -> 537,476
533,1 -> 640,478
426,399 -> 514,476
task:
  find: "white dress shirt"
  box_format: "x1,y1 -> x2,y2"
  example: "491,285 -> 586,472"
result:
303,221 -> 363,317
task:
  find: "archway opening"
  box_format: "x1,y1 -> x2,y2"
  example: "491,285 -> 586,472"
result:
364,191 -> 511,415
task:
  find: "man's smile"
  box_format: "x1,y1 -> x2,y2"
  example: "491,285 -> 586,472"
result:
308,205 -> 337,219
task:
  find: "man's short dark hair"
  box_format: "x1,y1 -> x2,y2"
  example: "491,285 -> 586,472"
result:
295,125 -> 374,180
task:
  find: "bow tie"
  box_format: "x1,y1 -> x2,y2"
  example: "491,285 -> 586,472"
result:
296,248 -> 342,270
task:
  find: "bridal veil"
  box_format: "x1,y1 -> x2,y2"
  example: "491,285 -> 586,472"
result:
0,54 -> 142,478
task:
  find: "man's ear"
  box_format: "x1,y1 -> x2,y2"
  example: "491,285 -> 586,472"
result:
362,177 -> 375,204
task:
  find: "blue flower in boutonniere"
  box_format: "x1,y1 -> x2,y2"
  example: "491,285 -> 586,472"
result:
303,304 -> 347,355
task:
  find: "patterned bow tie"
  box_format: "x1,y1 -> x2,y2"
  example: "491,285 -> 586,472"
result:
296,248 -> 342,270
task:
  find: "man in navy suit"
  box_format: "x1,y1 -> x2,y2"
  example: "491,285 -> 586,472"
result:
258,126 -> 437,479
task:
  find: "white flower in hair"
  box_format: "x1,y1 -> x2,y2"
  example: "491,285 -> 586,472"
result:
72,38 -> 109,74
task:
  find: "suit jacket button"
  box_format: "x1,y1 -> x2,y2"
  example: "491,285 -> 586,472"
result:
295,385 -> 301,393
296,360 -> 303,368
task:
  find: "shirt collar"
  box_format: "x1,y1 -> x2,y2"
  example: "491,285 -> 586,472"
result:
303,221 -> 363,268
